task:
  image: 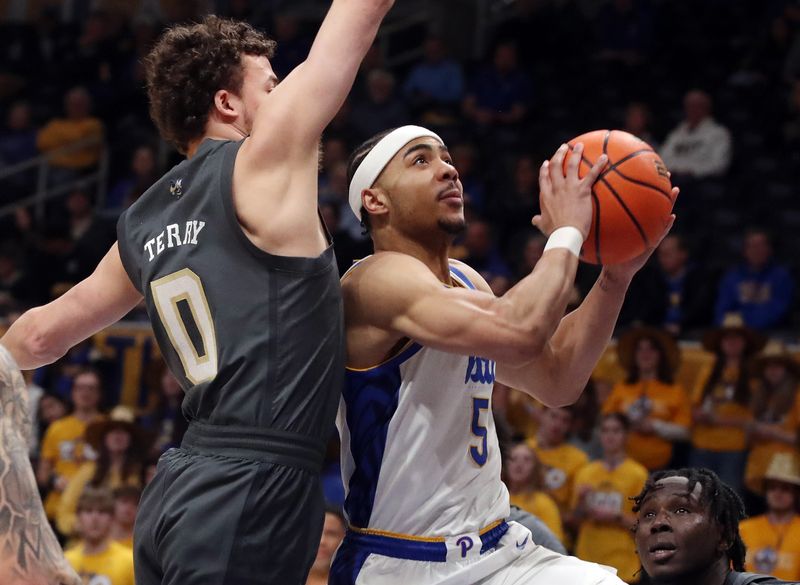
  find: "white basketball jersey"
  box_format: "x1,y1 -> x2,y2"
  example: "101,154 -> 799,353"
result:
337,261 -> 510,537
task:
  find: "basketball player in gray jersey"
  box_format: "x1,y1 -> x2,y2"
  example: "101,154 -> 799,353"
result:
0,5 -> 393,584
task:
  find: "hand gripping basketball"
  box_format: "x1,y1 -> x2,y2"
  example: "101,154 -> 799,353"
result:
533,142 -> 608,241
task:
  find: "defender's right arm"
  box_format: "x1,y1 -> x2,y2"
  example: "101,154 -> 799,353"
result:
1,243 -> 142,370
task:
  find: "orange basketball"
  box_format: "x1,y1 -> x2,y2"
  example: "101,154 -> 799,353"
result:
560,129 -> 675,265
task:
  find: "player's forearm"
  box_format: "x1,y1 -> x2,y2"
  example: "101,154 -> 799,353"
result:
1,308 -> 68,370
262,0 -> 394,144
0,347 -> 76,584
500,249 -> 579,357
548,268 -> 632,398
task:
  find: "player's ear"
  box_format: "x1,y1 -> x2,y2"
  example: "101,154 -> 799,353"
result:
362,188 -> 388,217
213,89 -> 238,120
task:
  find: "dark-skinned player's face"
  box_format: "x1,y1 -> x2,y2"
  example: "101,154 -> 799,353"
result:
634,477 -> 726,582
376,137 -> 465,235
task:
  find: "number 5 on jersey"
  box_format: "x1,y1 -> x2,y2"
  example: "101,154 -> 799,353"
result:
151,268 -> 218,384
470,397 -> 489,466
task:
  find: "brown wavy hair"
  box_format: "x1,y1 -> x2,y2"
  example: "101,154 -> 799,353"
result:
144,15 -> 276,154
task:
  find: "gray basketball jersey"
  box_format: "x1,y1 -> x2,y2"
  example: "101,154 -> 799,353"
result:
117,139 -> 344,439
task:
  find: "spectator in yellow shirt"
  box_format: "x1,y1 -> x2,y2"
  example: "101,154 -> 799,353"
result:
36,86 -> 104,177
690,313 -> 765,494
504,440 -> 564,545
740,453 -> 800,581
57,406 -> 147,538
527,406 -> 588,515
603,327 -> 690,470
65,486 -> 135,585
744,342 -> 800,497
572,413 -> 648,583
37,367 -> 103,523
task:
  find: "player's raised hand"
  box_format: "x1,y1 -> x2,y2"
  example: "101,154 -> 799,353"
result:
603,191 -> 679,280
532,143 -> 607,240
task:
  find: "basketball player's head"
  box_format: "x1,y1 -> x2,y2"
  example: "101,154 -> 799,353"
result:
347,126 -> 465,243
145,15 -> 277,154
632,468 -> 747,583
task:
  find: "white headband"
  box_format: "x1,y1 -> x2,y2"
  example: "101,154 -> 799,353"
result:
348,125 -> 443,219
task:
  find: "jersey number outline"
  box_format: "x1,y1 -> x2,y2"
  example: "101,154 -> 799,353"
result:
151,268 -> 218,384
470,397 -> 489,466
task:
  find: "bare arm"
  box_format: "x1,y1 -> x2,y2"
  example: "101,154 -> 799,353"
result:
346,248 -> 580,367
1,243 -> 142,370
242,0 -> 394,159
0,347 -> 80,585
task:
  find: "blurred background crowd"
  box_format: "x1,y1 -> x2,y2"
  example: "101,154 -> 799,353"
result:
0,0 -> 799,583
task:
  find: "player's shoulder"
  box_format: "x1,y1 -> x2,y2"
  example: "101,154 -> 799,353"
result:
341,252 -> 440,289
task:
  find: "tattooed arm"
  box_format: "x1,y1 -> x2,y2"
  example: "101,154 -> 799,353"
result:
0,346 -> 80,585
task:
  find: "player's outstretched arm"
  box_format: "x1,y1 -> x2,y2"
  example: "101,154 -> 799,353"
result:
244,0 -> 394,159
345,246 -> 580,368
1,243 -> 142,370
0,346 -> 81,585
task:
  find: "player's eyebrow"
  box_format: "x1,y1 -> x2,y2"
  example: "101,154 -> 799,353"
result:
403,143 -> 450,159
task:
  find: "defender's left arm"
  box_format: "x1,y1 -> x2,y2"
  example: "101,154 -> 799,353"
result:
497,213 -> 676,407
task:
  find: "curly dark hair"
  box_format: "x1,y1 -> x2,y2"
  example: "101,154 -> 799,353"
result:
144,15 -> 276,154
632,468 -> 747,573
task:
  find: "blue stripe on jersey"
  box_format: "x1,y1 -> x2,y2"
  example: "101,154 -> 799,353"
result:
449,264 -> 476,290
343,342 -> 423,527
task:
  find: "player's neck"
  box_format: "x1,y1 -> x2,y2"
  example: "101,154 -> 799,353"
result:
374,232 -> 452,284
652,558 -> 729,585
187,122 -> 249,158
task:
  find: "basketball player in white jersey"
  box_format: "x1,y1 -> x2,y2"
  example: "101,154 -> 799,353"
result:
331,126 -> 678,585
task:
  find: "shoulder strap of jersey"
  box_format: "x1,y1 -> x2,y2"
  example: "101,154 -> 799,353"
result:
341,255 -> 373,282
448,262 -> 476,290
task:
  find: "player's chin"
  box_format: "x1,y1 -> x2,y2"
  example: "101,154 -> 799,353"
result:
437,213 -> 467,236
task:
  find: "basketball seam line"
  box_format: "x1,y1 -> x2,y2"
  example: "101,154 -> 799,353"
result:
598,175 -> 650,248
568,141 -> 668,200
607,169 -> 674,201
590,190 -> 602,265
